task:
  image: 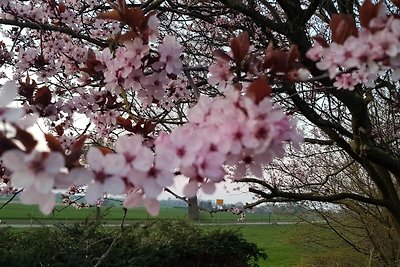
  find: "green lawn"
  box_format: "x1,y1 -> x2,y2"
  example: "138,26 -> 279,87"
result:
202,224 -> 303,267
0,202 -> 302,223
0,202 -> 367,266
202,224 -> 369,267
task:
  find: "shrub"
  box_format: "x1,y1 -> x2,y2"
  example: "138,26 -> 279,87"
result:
0,220 -> 266,267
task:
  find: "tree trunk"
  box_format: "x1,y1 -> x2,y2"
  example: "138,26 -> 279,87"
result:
96,206 -> 101,222
188,196 -> 199,221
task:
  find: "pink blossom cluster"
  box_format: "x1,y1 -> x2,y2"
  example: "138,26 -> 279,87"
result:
83,89 -> 300,215
307,8 -> 400,90
61,185 -> 91,209
96,35 -> 184,107
2,150 -> 64,214
161,79 -> 190,110
155,90 -> 302,199
0,88 -> 300,216
0,167 -> 17,195
84,135 -> 172,216
208,58 -> 234,91
1,149 -> 90,214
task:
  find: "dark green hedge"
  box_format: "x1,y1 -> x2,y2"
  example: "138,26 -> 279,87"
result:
0,220 -> 266,267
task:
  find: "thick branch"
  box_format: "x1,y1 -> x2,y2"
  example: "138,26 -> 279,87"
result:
304,138 -> 335,145
0,19 -> 108,47
248,187 -> 388,207
301,0 -> 323,24
366,146 -> 400,177
276,0 -> 301,19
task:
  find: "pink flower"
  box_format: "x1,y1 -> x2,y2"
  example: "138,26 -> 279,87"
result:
188,95 -> 213,124
2,150 -> 65,193
208,58 -> 234,91
183,179 -> 200,198
0,81 -> 25,123
143,197 -> 160,216
141,71 -> 169,100
195,151 -> 226,182
123,189 -> 160,216
335,36 -> 361,68
373,30 -> 398,58
306,42 -> 323,61
20,186 -> 56,215
115,135 -> 154,174
128,165 -> 174,198
156,126 -> 202,170
124,38 -> 149,69
333,73 -> 358,90
123,189 -> 144,209
147,15 -> 159,42
85,147 -> 126,204
230,152 -> 265,180
316,47 -> 338,79
158,36 -> 182,75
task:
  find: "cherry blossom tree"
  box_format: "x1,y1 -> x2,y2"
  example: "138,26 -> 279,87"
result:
0,0 -> 399,246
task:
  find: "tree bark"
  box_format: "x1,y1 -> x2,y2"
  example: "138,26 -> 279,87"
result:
188,196 -> 199,221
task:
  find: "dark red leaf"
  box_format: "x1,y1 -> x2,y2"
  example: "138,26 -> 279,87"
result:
246,75 -> 272,104
65,135 -> 87,168
71,135 -> 87,153
330,14 -> 358,44
55,124 -> 64,136
34,87 -> 52,106
313,36 -> 329,48
392,0 -> 400,8
98,147 -> 113,155
97,9 -> 122,21
125,8 -> 146,31
230,32 -> 250,64
264,43 -> 285,72
143,121 -> 157,136
45,134 -> 64,153
287,45 -> 300,66
81,49 -> 102,75
15,128 -> 37,152
0,134 -> 19,156
47,0 -> 57,9
117,117 -> 134,132
264,44 -> 298,74
359,0 -> 384,29
19,75 -> 37,100
213,49 -> 232,62
59,3 -> 66,13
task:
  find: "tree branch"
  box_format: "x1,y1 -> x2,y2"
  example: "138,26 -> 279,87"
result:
301,0 -> 323,24
248,187 -> 388,207
304,138 -> 335,145
0,189 -> 23,210
0,19 -> 108,47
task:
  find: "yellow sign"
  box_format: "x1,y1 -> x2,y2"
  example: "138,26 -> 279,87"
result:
216,199 -> 224,205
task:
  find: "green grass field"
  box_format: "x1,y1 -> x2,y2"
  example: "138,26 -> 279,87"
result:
0,202 -> 302,224
205,224 -> 368,267
0,202 -> 367,266
203,224 -> 303,266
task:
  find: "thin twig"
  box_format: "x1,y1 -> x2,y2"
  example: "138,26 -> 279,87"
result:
0,189 -> 23,210
93,234 -> 120,267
